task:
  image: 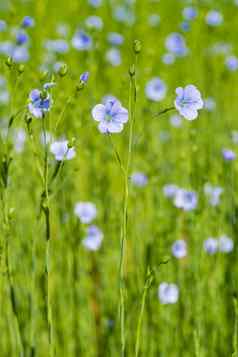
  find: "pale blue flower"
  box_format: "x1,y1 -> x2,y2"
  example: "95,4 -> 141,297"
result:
0,20 -> 7,32
172,240 -> 187,258
74,202 -> 97,224
85,16 -> 103,30
183,7 -> 197,21
22,16 -> 35,28
162,53 -> 175,65
175,85 -> 203,120
222,148 -> 236,161
174,189 -> 197,211
106,48 -> 121,66
204,97 -> 216,112
145,77 -> 167,102
50,140 -> 75,161
131,172 -> 148,187
204,183 -> 223,207
225,56 -> 238,71
107,32 -> 124,46
206,10 -> 223,26
12,46 -> 29,63
92,98 -> 128,134
88,0 -> 102,7
218,235 -> 234,253
45,39 -> 69,54
170,114 -> 182,128
163,184 -> 178,198
204,238 -> 218,255
82,225 -> 103,251
28,89 -> 51,118
158,283 -> 179,304
165,33 -> 188,57
72,30 -> 92,51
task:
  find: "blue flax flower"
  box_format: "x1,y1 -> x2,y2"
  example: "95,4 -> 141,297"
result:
175,85 -> 203,120
92,97 -> 128,134
28,89 -> 51,118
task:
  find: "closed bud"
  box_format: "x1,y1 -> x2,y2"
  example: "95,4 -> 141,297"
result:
5,56 -> 13,68
17,64 -> 25,74
133,40 -> 142,54
129,64 -> 135,77
58,63 -> 68,77
40,70 -> 49,81
68,137 -> 76,148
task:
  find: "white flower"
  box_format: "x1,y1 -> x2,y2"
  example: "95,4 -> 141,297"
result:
74,202 -> 97,224
158,283 -> 179,304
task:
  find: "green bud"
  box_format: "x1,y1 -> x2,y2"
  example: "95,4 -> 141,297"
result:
76,81 -> 85,92
17,64 -> 25,74
133,40 -> 142,54
58,63 -> 68,77
5,57 -> 13,68
68,137 -> 76,148
129,64 -> 135,77
40,70 -> 49,81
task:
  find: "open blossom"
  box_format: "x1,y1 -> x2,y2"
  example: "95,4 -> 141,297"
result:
50,140 -> 75,161
145,77 -> 167,102
204,238 -> 218,255
204,183 -> 223,206
218,235 -> 234,253
206,10 -> 223,27
222,148 -> 236,161
74,202 -> 97,224
165,33 -> 188,57
174,189 -> 197,211
158,283 -> 179,304
92,97 -> 128,134
172,240 -> 187,258
175,85 -> 203,120
28,89 -> 51,118
131,172 -> 148,187
82,225 -> 103,251
72,30 -> 92,50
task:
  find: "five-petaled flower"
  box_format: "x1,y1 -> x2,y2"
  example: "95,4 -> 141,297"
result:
175,85 -> 203,120
92,97 -> 128,134
28,89 -> 51,118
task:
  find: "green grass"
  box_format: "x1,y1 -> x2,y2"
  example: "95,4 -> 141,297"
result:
0,0 -> 238,356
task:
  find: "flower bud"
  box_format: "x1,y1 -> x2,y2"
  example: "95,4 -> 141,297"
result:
133,40 -> 142,54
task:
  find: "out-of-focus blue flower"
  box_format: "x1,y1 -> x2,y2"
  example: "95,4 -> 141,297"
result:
170,114 -> 182,128
12,45 -> 29,63
22,16 -> 35,28
45,39 -> 69,54
183,7 -> 197,21
28,89 -> 51,118
131,172 -> 148,187
204,238 -> 218,255
204,97 -> 216,112
13,128 -> 26,153
72,30 -> 92,51
92,97 -> 128,134
148,14 -> 160,27
206,10 -> 223,26
0,41 -> 14,56
162,52 -> 175,65
85,16 -> 103,30
175,85 -> 203,120
158,283 -> 179,304
80,71 -> 89,83
88,0 -> 102,7
0,20 -> 7,32
172,240 -> 187,258
16,30 -> 29,45
225,56 -> 238,71
106,48 -> 121,66
165,33 -> 188,57
145,77 -> 167,102
180,21 -> 190,32
218,235 -> 234,253
204,183 -> 223,206
163,184 -> 178,198
114,6 -> 135,25
174,189 -> 198,211
50,140 -> 75,161
74,202 -> 97,224
222,148 -> 236,161
82,225 -> 103,251
107,32 -> 124,46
